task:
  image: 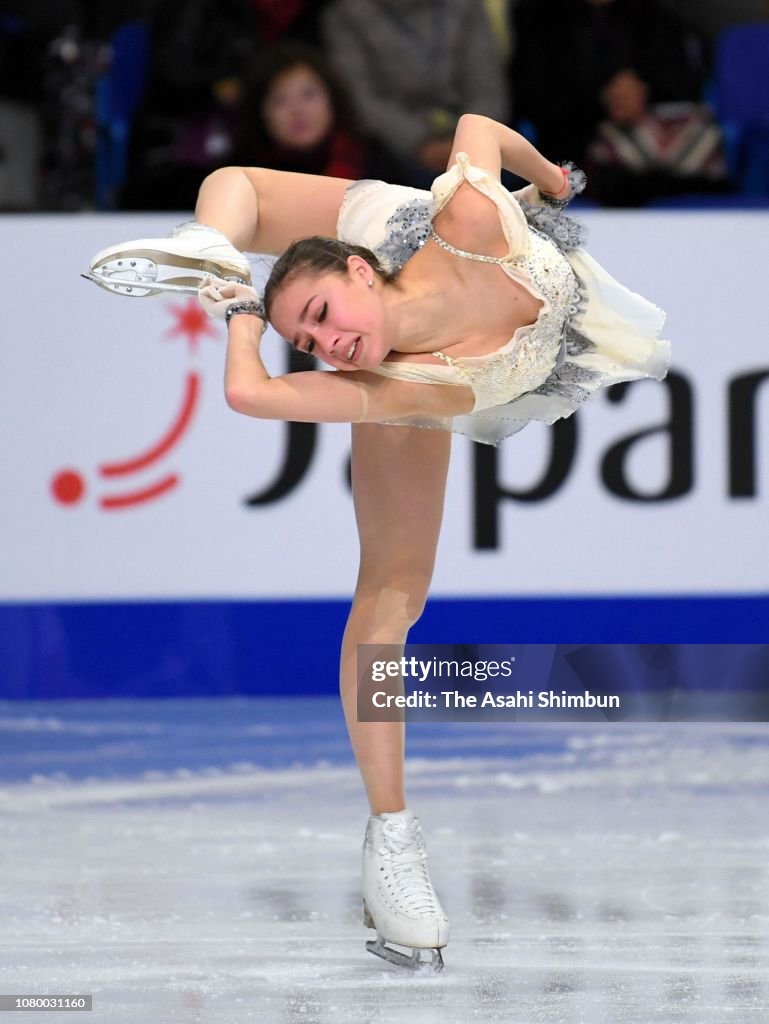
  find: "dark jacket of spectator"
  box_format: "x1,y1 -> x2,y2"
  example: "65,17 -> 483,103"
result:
512,0 -> 707,166
248,0 -> 331,46
121,0 -> 261,209
322,0 -> 508,178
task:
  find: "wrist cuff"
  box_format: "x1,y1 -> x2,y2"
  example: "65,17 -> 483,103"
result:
225,300 -> 266,327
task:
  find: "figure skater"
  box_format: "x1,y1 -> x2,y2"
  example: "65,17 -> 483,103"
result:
86,113 -> 670,970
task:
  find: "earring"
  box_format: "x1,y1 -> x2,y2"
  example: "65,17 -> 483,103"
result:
367,279 -> 374,287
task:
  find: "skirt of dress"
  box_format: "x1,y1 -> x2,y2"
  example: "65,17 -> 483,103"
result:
445,245 -> 671,446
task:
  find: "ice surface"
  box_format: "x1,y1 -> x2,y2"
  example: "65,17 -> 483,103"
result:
1,699 -> 768,1023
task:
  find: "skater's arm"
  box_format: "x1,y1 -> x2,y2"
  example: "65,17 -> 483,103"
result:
448,113 -> 569,197
224,316 -> 473,424
432,113 -> 572,260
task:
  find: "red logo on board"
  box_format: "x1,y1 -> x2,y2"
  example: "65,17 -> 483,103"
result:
51,300 -> 219,510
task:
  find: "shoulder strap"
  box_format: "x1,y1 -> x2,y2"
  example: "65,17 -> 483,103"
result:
431,152 -> 530,260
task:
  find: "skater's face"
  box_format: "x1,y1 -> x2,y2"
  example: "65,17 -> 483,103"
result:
262,64 -> 334,151
269,258 -> 388,371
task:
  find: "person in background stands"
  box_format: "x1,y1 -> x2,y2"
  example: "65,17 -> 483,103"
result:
657,0 -> 769,39
511,0 -> 718,205
231,43 -> 369,182
321,0 -> 508,188
248,0 -> 332,47
121,0 -> 261,210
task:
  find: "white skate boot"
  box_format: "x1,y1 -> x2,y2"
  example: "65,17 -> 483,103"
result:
362,808 -> 450,971
84,222 -> 252,297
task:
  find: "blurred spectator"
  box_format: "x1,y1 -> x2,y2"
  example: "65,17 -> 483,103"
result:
321,0 -> 508,188
483,0 -> 514,61
0,1 -> 157,210
511,0 -> 730,205
40,19 -> 100,210
248,0 -> 332,47
122,0 -> 261,210
659,0 -> 769,39
0,5 -> 46,208
231,43 -> 370,179
586,96 -> 730,206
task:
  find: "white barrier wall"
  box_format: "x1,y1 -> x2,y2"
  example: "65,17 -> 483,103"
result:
2,212 -> 768,600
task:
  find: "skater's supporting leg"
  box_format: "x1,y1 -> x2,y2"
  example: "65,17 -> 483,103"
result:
194,167 -> 354,255
340,423 -> 451,815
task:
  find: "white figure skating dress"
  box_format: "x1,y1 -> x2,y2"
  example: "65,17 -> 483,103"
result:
337,152 -> 670,445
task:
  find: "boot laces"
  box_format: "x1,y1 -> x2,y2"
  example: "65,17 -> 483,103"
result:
171,221 -> 225,240
171,221 -> 200,237
379,819 -> 440,915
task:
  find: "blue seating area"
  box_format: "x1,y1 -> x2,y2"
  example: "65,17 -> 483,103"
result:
714,22 -> 769,199
94,20 -> 150,210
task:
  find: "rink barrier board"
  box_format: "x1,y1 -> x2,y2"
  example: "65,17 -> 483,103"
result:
1,594 -> 767,699
4,212 -> 769,603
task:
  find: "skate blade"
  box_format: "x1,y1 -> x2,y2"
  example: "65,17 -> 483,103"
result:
366,936 -> 444,972
81,272 -> 203,297
84,250 -> 251,298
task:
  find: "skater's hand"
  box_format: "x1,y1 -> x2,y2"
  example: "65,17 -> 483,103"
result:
198,277 -> 261,320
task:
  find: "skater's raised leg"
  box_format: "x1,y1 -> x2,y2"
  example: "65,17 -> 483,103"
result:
195,167 -> 353,255
87,167 -> 353,297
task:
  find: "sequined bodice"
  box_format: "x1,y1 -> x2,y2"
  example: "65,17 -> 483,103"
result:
425,222 -> 581,407
361,155 -> 582,411
337,153 -> 587,414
